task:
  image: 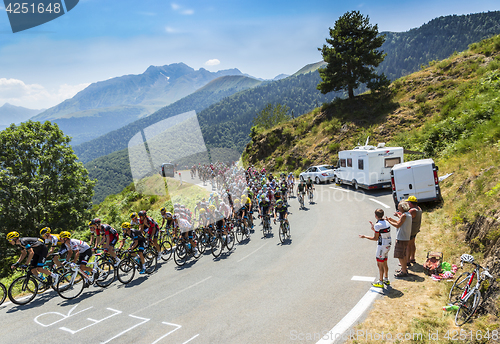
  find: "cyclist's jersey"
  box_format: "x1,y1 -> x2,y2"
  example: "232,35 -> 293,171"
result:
178,218 -> 192,233
101,224 -> 119,239
297,183 -> 305,193
44,234 -> 63,247
214,210 -> 225,230
275,206 -> 287,219
142,216 -> 159,232
66,239 -> 91,253
124,229 -> 146,248
306,180 -> 313,189
18,237 -> 44,250
374,220 -> 391,246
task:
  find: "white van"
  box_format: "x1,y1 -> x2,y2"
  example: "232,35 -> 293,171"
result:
334,143 -> 404,190
390,158 -> 442,207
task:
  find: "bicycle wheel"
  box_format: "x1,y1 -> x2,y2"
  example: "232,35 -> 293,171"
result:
279,223 -> 286,243
226,232 -> 235,251
0,282 -> 6,305
117,258 -> 135,284
174,244 -> 188,266
449,272 -> 472,305
198,233 -> 208,254
144,249 -> 158,274
243,225 -> 250,240
235,224 -> 244,243
57,271 -> 85,300
159,241 -> 173,262
211,237 -> 223,258
285,222 -> 291,239
8,275 -> 38,305
455,289 -> 481,326
95,261 -> 115,287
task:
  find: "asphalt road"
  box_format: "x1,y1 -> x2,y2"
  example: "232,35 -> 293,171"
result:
0,182 -> 398,344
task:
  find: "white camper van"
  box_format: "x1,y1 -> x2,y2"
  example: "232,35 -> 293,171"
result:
391,158 -> 442,207
334,143 -> 404,190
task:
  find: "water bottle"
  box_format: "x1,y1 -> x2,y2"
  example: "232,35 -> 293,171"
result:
443,305 -> 459,311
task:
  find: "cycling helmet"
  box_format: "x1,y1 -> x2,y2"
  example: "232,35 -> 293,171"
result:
276,200 -> 283,206
121,222 -> 131,230
234,199 -> 240,204
208,205 -> 216,211
160,207 -> 166,212
7,231 -> 19,241
261,194 -> 266,199
460,254 -> 474,264
93,218 -> 101,225
88,220 -> 96,227
59,231 -> 71,239
138,210 -> 147,217
130,212 -> 138,219
40,227 -> 51,236
199,208 -> 206,214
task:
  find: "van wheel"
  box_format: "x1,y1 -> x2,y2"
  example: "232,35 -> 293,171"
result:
353,180 -> 359,190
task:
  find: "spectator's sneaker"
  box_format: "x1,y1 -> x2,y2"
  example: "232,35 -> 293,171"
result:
383,279 -> 391,286
372,281 -> 384,288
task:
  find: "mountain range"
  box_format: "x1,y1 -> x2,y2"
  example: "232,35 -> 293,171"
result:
0,103 -> 43,130
30,63 -> 254,145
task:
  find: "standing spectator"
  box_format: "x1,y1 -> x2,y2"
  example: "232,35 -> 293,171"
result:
406,196 -> 422,265
387,201 -> 412,278
359,209 -> 392,288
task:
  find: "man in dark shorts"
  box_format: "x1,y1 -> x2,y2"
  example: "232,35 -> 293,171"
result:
7,231 -> 60,286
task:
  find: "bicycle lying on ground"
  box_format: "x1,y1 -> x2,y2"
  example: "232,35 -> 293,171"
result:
448,254 -> 494,326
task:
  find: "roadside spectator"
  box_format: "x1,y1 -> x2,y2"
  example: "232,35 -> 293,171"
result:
406,196 -> 422,265
359,208 -> 392,288
386,201 -> 412,278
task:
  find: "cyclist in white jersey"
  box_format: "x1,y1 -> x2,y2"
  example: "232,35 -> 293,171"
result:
59,231 -> 97,283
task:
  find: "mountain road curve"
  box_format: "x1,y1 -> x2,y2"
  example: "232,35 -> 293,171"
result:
0,183 -> 398,344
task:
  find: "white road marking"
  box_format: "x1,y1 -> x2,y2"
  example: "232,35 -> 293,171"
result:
102,314 -> 150,344
316,288 -> 382,344
150,322 -> 182,344
329,187 -> 350,193
34,305 -> 93,327
132,276 -> 213,315
368,198 -> 391,209
237,242 -> 269,263
181,334 -> 200,344
351,276 -> 375,282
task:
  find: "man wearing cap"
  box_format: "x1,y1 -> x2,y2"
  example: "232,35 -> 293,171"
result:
406,196 -> 422,265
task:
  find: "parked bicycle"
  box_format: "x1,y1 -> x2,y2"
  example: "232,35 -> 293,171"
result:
448,254 -> 494,326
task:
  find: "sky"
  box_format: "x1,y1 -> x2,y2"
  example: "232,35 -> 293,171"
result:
0,0 -> 498,110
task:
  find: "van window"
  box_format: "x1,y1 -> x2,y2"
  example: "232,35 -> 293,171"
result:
358,159 -> 364,170
347,158 -> 352,168
340,159 -> 346,167
384,157 -> 401,168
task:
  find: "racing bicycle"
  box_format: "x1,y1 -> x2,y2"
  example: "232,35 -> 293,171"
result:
448,254 -> 494,326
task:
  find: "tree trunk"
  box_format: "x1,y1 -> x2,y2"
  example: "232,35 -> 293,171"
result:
348,86 -> 354,99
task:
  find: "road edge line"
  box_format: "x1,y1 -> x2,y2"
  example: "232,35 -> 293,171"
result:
316,287 -> 381,344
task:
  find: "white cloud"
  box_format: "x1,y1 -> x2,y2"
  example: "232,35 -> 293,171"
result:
165,26 -> 179,33
0,78 -> 89,109
204,59 -> 220,66
171,2 -> 193,15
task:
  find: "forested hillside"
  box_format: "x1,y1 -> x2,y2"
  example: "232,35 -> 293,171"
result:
379,11 -> 500,80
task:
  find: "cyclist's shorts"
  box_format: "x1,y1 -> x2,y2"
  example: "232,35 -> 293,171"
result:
109,235 -> 118,246
376,244 -> 391,262
78,248 -> 93,265
277,212 -> 286,221
30,245 -> 48,268
148,226 -> 159,239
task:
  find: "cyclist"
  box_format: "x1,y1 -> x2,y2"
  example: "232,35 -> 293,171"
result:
305,176 -> 315,203
273,199 -> 289,226
88,218 -> 102,249
100,223 -> 121,267
287,172 -> 295,196
59,231 -> 96,285
8,231 -> 60,286
160,208 -> 174,230
258,194 -> 272,227
130,212 -> 141,227
297,180 -> 306,207
40,227 -> 65,268
174,215 -> 198,254
119,222 -> 146,274
138,210 -> 161,258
